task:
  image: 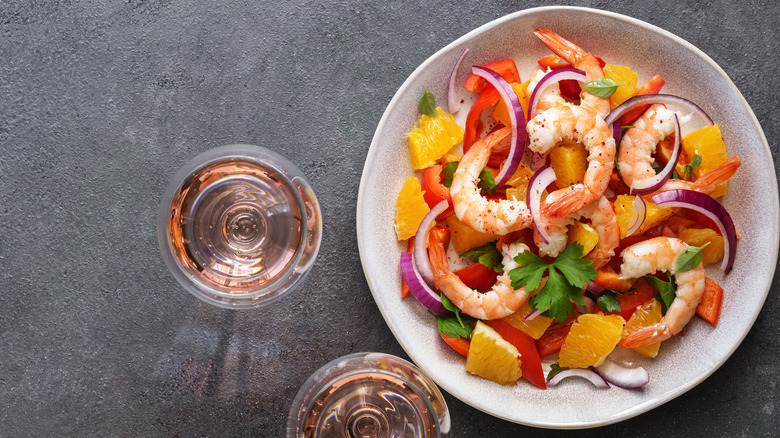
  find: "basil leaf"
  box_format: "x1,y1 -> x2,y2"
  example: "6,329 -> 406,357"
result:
676,243 -> 709,273
441,161 -> 459,188
689,154 -> 702,169
437,315 -> 475,338
645,273 -> 676,314
582,77 -> 628,98
461,243 -> 503,273
478,168 -> 497,194
418,87 -> 437,117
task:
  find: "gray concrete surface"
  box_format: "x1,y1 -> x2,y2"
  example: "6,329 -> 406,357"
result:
0,0 -> 777,436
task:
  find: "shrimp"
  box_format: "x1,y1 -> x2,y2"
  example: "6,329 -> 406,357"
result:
527,104 -> 616,218
534,195 -> 619,269
617,104 -> 690,188
527,68 -> 566,118
534,29 -> 610,118
450,126 -> 533,235
618,104 -> 741,194
428,235 -> 530,320
617,237 -> 706,348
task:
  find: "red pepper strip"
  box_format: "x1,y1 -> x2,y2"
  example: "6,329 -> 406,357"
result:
440,333 -> 470,356
592,265 -> 634,294
463,59 -> 520,93
618,74 -> 666,126
463,87 -> 500,153
606,277 -> 657,321
535,316 -> 576,359
454,263 -> 499,292
487,320 -> 547,389
696,277 -> 724,326
421,165 -> 453,220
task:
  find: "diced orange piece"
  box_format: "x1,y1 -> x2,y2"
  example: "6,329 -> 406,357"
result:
678,227 -> 725,265
445,214 -> 499,253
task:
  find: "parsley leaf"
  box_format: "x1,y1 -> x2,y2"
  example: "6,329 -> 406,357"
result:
441,161 -> 459,188
596,291 -> 622,313
582,77 -> 628,98
645,273 -> 676,314
676,243 -> 709,273
478,168 -> 497,194
510,243 -> 597,322
461,243 -> 504,273
437,294 -> 477,338
547,363 -> 566,381
418,87 -> 437,117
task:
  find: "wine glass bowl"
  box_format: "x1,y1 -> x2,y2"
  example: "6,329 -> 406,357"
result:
158,144 -> 322,309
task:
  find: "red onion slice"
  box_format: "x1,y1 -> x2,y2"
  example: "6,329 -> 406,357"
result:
626,195 -> 647,237
413,200 -> 450,287
400,252 -> 451,316
604,94 -> 713,147
593,359 -> 649,389
470,65 -> 526,187
525,308 -> 542,320
527,164 -> 557,245
586,281 -> 606,296
547,368 -> 610,389
650,189 -> 737,273
527,68 -> 586,119
447,48 -> 469,113
631,114 -> 681,194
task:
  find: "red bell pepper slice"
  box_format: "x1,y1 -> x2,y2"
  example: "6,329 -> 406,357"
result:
606,277 -> 657,321
463,87 -> 500,153
592,265 -> 634,294
440,333 -> 470,356
463,59 -> 520,93
535,316 -> 576,359
618,74 -> 666,126
486,320 -> 547,389
454,262 -> 499,292
421,165 -> 453,220
696,277 -> 724,326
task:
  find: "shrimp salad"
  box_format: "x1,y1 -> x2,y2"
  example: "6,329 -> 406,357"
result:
395,29 -> 739,390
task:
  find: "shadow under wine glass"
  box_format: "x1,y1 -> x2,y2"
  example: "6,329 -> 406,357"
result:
287,352 -> 451,438
157,144 -> 322,309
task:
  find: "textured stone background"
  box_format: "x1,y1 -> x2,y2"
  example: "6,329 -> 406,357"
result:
0,0 -> 777,436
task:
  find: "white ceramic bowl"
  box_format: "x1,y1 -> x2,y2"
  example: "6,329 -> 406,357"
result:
357,6 -> 777,428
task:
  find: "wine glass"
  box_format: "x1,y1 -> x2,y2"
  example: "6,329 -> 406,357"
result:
287,352 -> 450,438
157,144 -> 322,309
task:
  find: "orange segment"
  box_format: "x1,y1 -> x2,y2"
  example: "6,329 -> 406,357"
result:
501,300 -> 554,340
505,162 -> 535,202
623,299 -> 663,358
549,140 -> 587,188
393,176 -> 431,240
444,214 -> 499,253
566,222 -> 599,256
407,107 -> 464,169
558,313 -> 625,368
614,195 -> 677,239
466,321 -> 522,385
603,64 -> 638,109
678,227 -> 725,265
682,124 -> 728,198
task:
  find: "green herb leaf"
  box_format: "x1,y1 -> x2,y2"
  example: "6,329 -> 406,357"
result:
437,294 -> 477,338
596,291 -> 622,313
645,273 -> 676,314
676,243 -> 709,273
621,125 -> 636,131
547,363 -> 566,381
441,161 -> 459,188
582,77 -> 628,98
509,243 -> 597,322
461,243 -> 504,273
679,154 -> 703,181
478,168 -> 497,194
418,87 -> 437,117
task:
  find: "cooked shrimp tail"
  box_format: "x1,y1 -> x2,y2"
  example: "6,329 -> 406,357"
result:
618,323 -> 672,348
429,235 -> 531,320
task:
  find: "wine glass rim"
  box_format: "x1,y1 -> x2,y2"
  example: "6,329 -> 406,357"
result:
157,144 -> 317,309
